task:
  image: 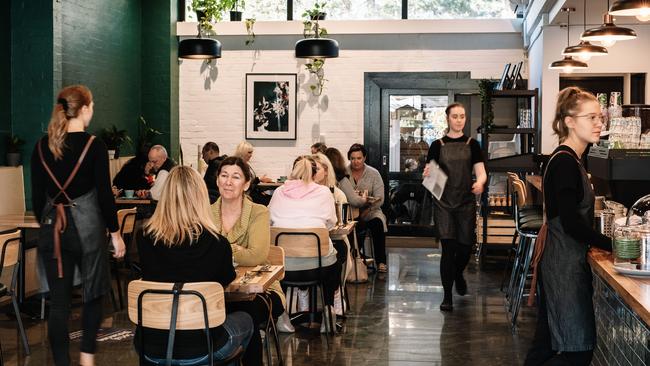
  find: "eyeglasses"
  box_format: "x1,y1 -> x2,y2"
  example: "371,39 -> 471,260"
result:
572,114 -> 604,124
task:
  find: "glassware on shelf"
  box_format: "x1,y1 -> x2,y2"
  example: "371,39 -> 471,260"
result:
613,225 -> 641,266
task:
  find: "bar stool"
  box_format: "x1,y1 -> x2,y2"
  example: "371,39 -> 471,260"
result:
505,180 -> 542,328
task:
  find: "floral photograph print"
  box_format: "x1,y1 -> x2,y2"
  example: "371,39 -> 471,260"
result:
245,73 -> 297,140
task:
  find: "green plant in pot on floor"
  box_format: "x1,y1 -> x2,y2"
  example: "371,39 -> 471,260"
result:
5,134 -> 25,167
101,125 -> 131,160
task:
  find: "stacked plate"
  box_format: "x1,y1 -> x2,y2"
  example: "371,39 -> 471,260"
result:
615,237 -> 641,260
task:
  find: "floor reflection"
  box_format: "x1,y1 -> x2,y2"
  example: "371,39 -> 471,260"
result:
0,247 -> 536,365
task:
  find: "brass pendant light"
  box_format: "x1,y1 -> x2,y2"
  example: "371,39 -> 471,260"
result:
550,8 -> 589,72
563,0 -> 608,62
610,0 -> 650,21
582,0 -> 638,47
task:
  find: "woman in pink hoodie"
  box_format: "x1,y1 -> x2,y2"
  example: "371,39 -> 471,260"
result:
268,155 -> 341,319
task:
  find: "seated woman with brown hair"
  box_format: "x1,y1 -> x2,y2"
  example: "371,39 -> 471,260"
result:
136,166 -> 253,363
211,156 -> 287,365
268,155 -> 341,331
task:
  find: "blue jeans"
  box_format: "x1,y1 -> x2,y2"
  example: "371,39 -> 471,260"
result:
144,311 -> 254,365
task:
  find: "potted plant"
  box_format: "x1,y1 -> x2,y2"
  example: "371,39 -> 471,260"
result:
101,125 -> 131,159
5,134 -> 25,167
228,0 -> 245,21
302,1 -> 327,20
136,116 -> 163,155
245,18 -> 256,45
189,0 -> 222,32
302,2 -> 329,96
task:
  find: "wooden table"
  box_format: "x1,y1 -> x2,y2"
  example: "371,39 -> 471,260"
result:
329,221 -> 356,239
115,198 -> 153,205
225,265 -> 284,301
257,182 -> 283,189
0,214 -> 40,302
526,175 -> 542,192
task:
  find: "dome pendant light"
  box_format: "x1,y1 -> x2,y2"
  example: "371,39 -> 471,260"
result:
610,0 -> 650,21
550,8 -> 588,73
295,19 -> 339,58
564,0 -> 608,62
582,0 -> 637,47
179,24 -> 222,59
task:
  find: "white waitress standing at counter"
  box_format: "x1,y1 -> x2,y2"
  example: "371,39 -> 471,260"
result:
525,87 -> 612,366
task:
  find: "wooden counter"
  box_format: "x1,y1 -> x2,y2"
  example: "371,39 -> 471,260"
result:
588,248 -> 650,326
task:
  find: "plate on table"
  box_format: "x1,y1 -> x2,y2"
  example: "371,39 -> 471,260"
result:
613,263 -> 650,277
119,196 -> 139,200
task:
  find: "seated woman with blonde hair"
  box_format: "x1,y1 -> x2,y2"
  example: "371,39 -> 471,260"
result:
268,155 -> 342,331
136,166 -> 253,362
212,156 -> 287,365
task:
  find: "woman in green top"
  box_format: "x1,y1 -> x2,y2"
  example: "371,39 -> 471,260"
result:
211,156 -> 286,366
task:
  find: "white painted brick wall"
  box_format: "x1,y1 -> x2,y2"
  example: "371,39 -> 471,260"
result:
180,48 -> 523,177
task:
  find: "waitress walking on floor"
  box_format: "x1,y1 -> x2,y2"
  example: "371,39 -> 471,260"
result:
424,102 -> 486,311
524,87 -> 611,365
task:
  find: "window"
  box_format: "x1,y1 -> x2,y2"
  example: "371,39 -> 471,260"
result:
184,1 -> 288,21
294,0 -> 400,20
408,0 -> 515,19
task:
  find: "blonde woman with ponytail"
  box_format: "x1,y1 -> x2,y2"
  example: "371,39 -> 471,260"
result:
31,85 -> 125,366
524,87 -> 611,366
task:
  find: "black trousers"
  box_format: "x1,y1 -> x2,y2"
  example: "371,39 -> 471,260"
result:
524,278 -> 594,366
41,218 -> 104,366
357,218 -> 387,265
227,291 -> 284,366
440,239 -> 472,298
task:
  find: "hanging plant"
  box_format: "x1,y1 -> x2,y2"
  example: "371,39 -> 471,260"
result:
189,0 -> 223,33
478,79 -> 496,132
302,2 -> 329,96
305,58 -> 326,96
245,18 -> 256,46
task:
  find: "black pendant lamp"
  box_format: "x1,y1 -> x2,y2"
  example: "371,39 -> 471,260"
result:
550,8 -> 589,72
179,25 -> 222,59
610,0 -> 650,21
295,21 -> 339,58
563,0 -> 608,62
581,0 -> 637,47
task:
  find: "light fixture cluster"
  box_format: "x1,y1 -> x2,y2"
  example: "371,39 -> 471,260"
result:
549,0 -> 640,73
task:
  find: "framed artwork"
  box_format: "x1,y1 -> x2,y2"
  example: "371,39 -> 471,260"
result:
245,73 -> 297,140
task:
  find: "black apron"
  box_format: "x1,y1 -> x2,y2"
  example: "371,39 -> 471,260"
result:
539,152 -> 596,352
38,190 -> 112,300
433,137 -> 476,246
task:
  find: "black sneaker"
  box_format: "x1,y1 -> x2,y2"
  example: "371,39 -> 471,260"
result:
440,298 -> 453,312
455,275 -> 467,296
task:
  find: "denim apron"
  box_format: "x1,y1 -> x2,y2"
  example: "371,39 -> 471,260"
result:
433,137 -> 476,246
539,155 -> 596,352
38,189 -> 112,301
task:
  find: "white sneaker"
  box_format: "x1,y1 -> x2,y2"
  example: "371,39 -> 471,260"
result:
297,289 -> 310,312
333,290 -> 344,316
276,312 -> 295,333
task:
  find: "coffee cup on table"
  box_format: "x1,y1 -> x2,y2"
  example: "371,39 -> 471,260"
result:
124,190 -> 135,198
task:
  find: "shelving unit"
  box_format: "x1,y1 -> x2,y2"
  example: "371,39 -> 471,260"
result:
478,88 -> 540,258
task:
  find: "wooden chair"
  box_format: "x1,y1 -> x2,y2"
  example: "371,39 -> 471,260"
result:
110,207 -> 137,310
262,246 -> 285,365
270,227 -> 336,340
0,230 -> 29,355
127,280 -> 242,366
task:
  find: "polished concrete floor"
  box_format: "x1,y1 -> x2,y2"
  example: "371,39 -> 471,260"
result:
0,248 -> 537,365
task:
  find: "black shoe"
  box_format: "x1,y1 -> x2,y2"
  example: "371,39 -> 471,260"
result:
455,275 -> 467,296
439,298 -> 453,312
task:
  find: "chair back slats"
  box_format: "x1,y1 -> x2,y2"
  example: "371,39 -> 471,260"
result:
127,280 -> 225,330
267,246 -> 285,280
0,230 -> 21,268
270,227 -> 329,258
117,208 -> 137,236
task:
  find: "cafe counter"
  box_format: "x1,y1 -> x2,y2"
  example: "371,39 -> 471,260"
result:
589,249 -> 650,365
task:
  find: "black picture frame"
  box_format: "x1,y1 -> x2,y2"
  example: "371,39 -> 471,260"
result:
245,73 -> 297,140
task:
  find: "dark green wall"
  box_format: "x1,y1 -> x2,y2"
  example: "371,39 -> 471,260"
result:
61,0 -> 142,155
11,0 -> 55,208
142,0 -> 179,160
0,1 -> 10,161
10,0 -> 178,209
